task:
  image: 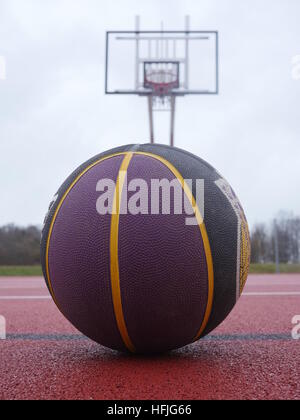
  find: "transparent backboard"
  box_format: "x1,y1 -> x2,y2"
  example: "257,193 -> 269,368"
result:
105,31 -> 219,96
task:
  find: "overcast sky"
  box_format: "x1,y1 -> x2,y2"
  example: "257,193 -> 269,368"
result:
0,0 -> 299,228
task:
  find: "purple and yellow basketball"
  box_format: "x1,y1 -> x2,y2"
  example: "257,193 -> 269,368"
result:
41,144 -> 250,354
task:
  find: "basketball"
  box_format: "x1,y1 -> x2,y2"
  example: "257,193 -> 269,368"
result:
41,144 -> 251,354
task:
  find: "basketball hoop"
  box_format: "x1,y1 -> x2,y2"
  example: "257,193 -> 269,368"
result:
105,15 -> 219,146
144,62 -> 180,97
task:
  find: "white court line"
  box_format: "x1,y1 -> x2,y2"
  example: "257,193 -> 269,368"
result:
246,282 -> 300,287
0,296 -> 51,300
0,292 -> 300,300
243,292 -> 300,296
0,286 -> 47,290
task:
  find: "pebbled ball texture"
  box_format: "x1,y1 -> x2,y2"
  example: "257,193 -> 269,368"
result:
41,144 -> 251,354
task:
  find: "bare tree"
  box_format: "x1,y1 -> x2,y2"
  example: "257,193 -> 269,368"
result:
251,223 -> 269,263
0,225 -> 41,265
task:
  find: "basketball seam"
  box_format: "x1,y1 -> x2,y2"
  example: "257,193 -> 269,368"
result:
139,143 -> 218,176
45,153 -> 127,313
132,152 -> 215,342
110,153 -> 136,353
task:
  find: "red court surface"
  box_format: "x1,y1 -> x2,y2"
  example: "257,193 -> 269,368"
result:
0,275 -> 299,400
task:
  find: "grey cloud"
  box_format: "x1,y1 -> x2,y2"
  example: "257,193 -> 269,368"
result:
0,0 -> 299,227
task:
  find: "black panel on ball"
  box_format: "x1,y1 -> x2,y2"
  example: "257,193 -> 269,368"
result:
135,144 -> 239,336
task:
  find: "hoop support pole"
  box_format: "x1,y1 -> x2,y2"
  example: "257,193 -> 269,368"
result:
148,95 -> 155,144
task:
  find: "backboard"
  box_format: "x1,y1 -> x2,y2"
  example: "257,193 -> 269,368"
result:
105,31 -> 219,96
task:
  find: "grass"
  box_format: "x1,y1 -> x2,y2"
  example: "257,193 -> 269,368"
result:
250,263 -> 300,274
0,266 -> 43,276
0,264 -> 299,277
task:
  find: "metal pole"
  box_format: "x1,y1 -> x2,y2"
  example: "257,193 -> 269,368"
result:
170,96 -> 176,147
161,21 -> 164,58
105,32 -> 109,93
135,16 -> 140,90
274,220 -> 280,274
185,15 -> 190,90
148,96 -> 155,144
216,31 -> 219,94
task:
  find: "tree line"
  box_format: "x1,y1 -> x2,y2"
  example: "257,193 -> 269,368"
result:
251,213 -> 300,264
0,213 -> 299,265
0,225 -> 41,265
